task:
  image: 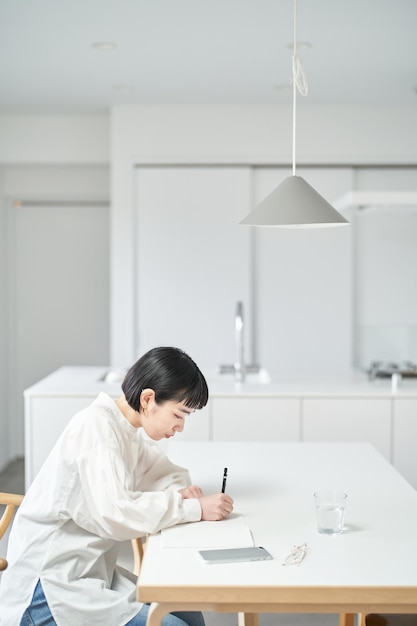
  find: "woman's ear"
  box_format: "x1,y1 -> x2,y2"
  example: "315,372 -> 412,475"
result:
140,388 -> 155,415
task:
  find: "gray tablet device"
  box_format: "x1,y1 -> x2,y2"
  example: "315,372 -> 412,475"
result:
198,546 -> 273,564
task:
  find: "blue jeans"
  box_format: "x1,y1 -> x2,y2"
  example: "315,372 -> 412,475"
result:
21,580 -> 205,626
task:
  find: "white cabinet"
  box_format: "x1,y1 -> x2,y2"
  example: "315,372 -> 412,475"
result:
135,166 -> 253,369
24,393 -> 210,488
24,367 -> 417,492
24,395 -> 94,489
302,397 -> 391,460
211,397 -> 300,441
392,398 -> 417,489
135,166 -> 353,380
354,201 -> 417,370
252,167 -> 353,380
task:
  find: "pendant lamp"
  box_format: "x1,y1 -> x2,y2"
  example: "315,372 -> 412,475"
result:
241,0 -> 349,228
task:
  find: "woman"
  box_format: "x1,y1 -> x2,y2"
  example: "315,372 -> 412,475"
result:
0,347 -> 234,626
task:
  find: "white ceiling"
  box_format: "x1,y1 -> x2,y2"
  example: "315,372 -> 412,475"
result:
0,0 -> 416,115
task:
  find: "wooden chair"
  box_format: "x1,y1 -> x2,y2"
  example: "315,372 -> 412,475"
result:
0,492 -> 24,571
0,492 -> 144,576
131,536 -> 146,575
340,614 -> 367,626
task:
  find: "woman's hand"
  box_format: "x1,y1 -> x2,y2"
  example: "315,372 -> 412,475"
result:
198,493 -> 234,521
178,485 -> 204,499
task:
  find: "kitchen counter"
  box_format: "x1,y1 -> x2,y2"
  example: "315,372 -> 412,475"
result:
24,366 -> 417,490
23,365 -> 417,398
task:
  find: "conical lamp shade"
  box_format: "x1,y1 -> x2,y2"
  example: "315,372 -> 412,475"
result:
241,175 -> 349,228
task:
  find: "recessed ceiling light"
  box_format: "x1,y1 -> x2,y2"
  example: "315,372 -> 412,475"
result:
92,41 -> 117,51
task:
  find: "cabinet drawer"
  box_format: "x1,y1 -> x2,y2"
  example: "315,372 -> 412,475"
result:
392,399 -> 417,489
24,395 -> 94,488
302,397 -> 391,460
212,397 -> 300,441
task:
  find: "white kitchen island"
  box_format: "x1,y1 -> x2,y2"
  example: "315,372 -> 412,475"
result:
24,366 -> 417,490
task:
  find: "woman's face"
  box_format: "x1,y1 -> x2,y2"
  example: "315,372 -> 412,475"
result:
142,394 -> 194,440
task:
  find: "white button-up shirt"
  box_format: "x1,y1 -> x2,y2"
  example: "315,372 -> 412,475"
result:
0,393 -> 201,625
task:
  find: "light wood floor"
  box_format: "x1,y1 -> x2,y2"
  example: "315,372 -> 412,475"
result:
0,459 -> 340,625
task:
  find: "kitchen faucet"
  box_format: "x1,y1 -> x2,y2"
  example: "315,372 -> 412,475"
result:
220,301 -> 260,382
234,301 -> 245,382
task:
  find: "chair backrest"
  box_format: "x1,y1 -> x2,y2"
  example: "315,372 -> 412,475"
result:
1,494 -> 145,575
0,492 -> 24,571
131,537 -> 145,576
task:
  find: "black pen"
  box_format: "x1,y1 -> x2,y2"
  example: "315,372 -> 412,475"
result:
221,467 -> 228,493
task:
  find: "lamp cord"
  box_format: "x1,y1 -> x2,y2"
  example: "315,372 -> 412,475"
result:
292,0 -> 308,176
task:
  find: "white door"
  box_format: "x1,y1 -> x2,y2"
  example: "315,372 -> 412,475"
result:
8,201 -> 110,457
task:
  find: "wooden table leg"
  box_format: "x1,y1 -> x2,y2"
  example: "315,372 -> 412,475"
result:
147,603 -> 169,626
339,614 -> 356,626
238,613 -> 259,626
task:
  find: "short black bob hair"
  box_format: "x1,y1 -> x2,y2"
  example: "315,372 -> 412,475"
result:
122,346 -> 209,413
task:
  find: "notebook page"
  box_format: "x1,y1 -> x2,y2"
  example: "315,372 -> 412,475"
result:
161,515 -> 254,549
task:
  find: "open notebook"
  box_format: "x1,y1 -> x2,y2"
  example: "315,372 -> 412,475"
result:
161,515 -> 254,549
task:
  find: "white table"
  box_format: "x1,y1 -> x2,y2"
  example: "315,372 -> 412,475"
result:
137,442 -> 417,626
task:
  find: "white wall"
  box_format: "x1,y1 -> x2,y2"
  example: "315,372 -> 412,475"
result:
0,115 -> 109,165
0,115 -> 110,471
110,104 -> 417,367
0,168 -> 9,468
1,105 -> 417,469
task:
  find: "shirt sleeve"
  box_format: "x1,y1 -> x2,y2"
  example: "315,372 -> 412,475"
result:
63,415 -> 202,540
132,437 -> 194,493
